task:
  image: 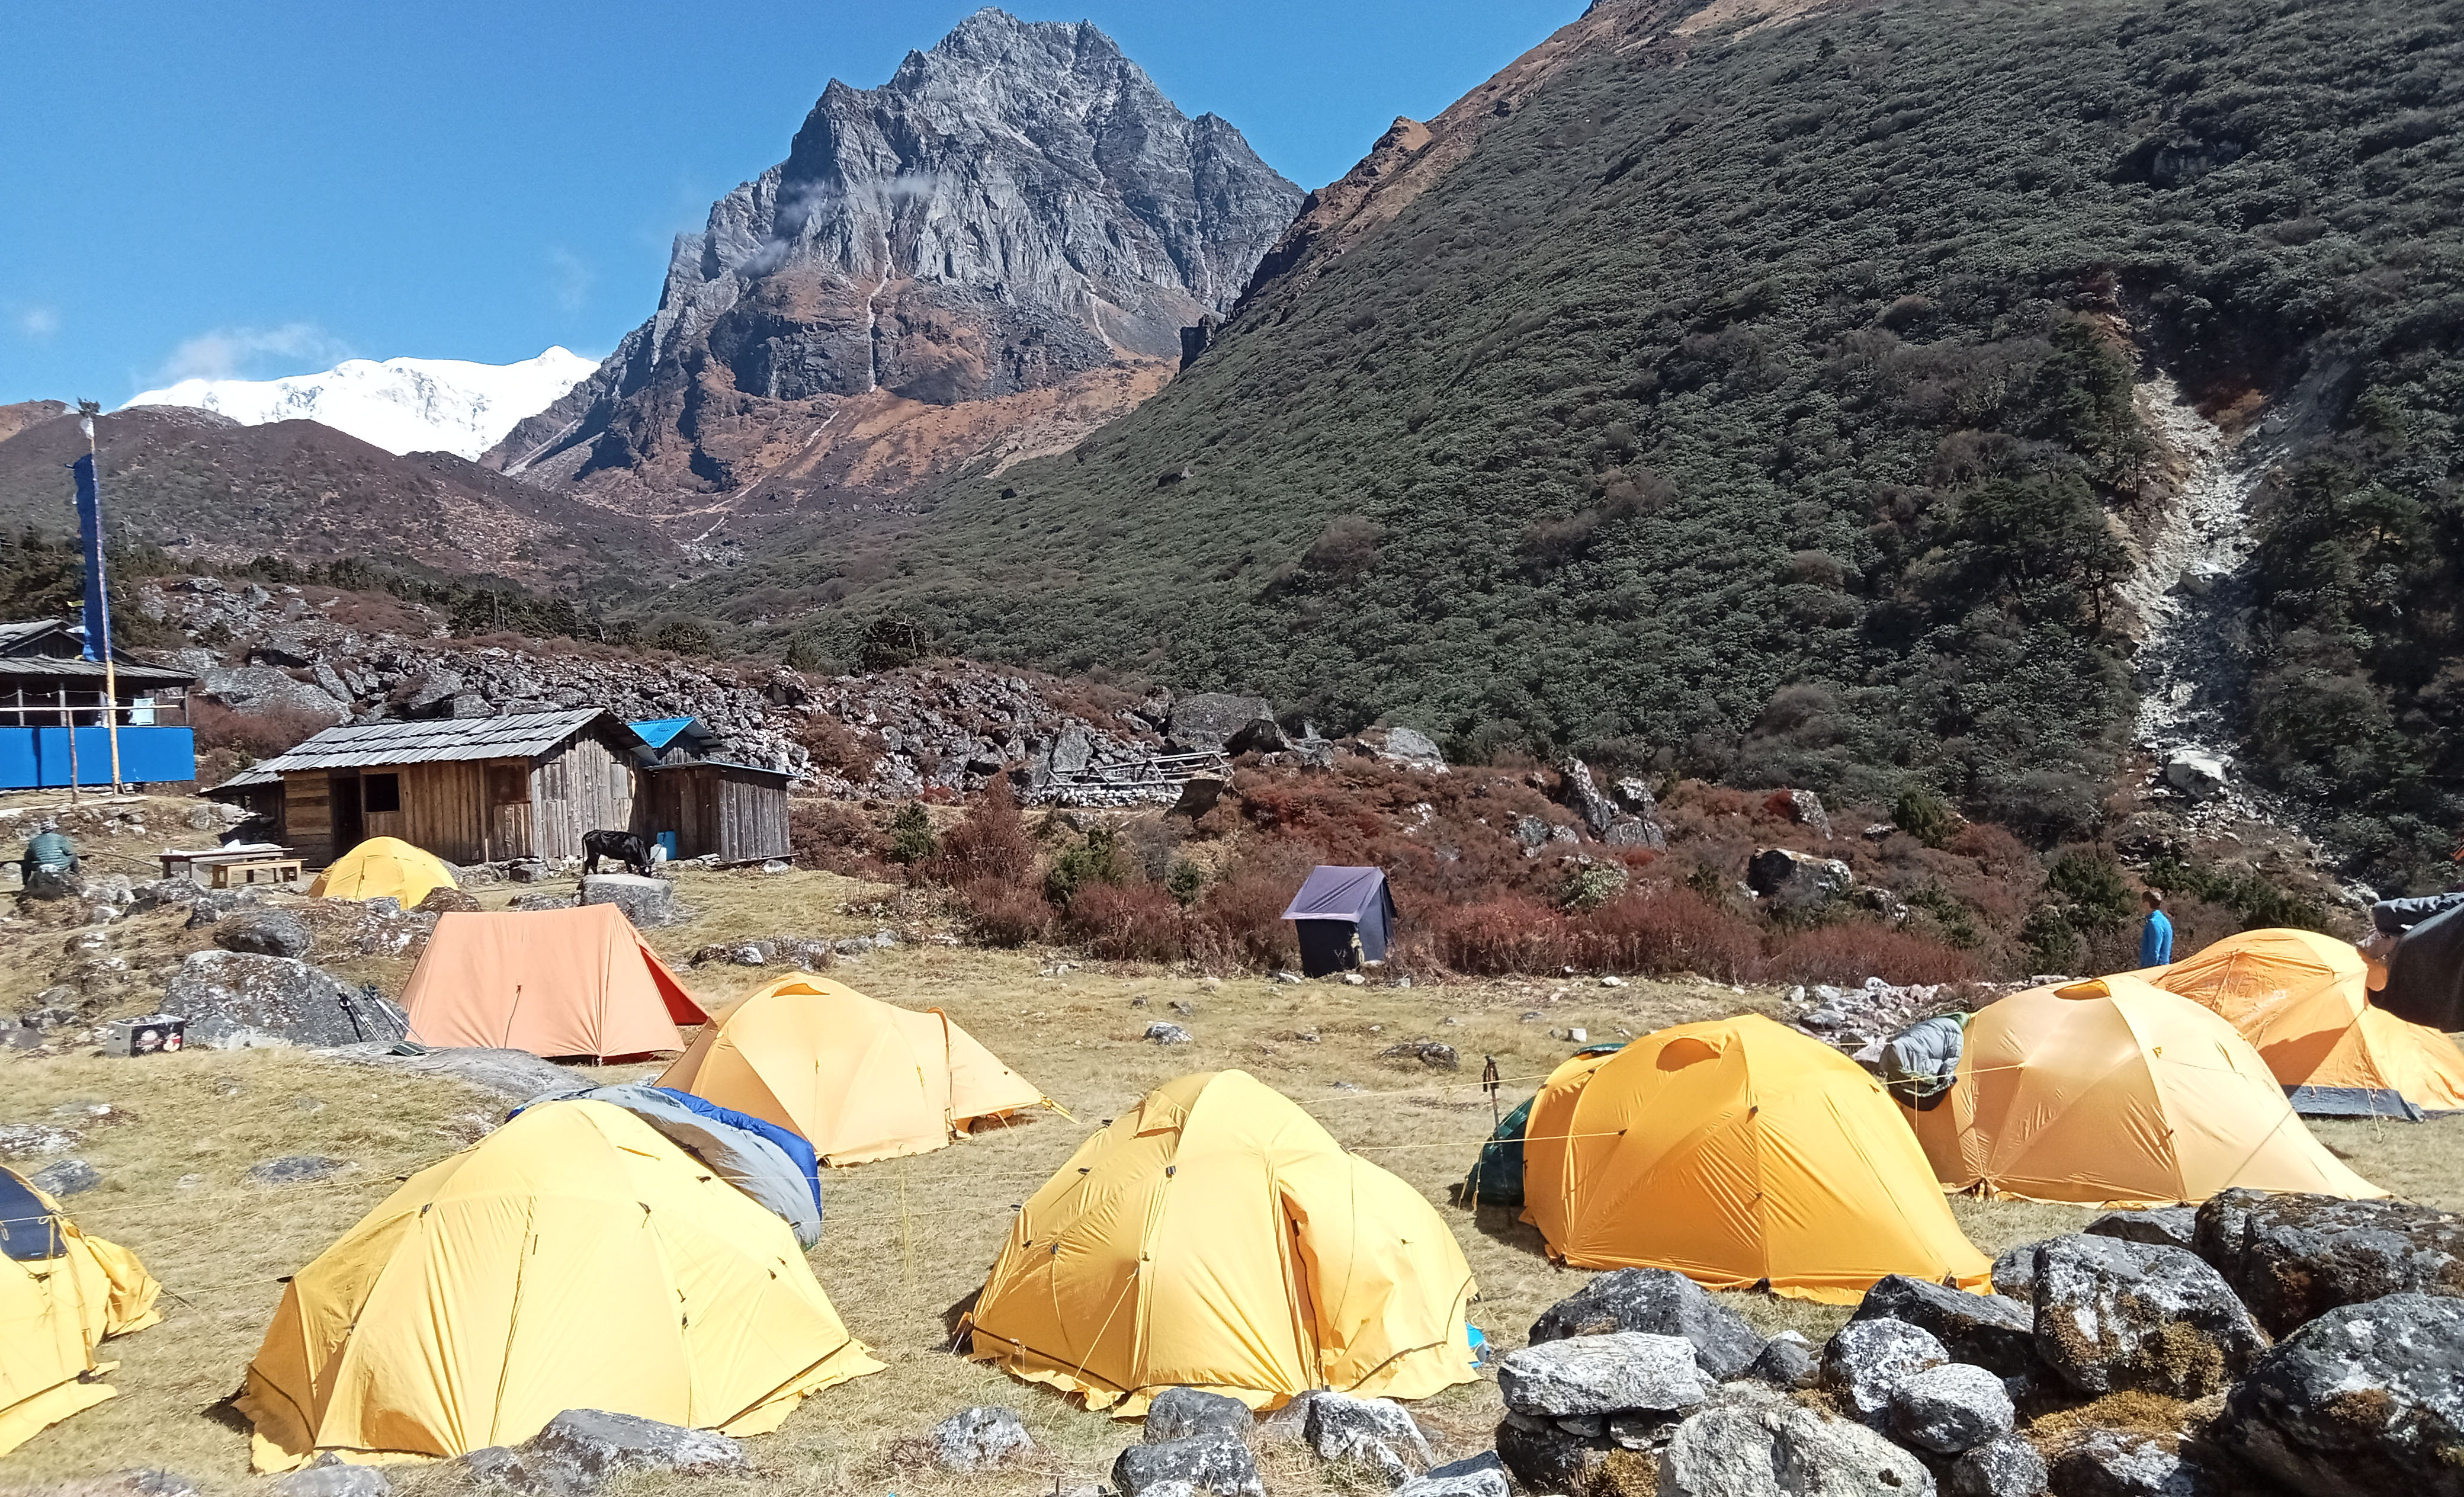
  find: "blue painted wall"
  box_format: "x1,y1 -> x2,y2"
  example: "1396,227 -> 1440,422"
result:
0,726 -> 197,788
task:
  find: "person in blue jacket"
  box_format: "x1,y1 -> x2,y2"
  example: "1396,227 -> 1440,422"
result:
2138,889 -> 2174,967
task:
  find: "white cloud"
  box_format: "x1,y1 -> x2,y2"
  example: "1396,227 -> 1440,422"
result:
14,304 -> 59,339
150,322 -> 353,384
546,246 -> 593,313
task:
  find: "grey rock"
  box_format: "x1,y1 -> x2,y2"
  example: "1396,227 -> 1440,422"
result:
1529,1265 -> 1769,1380
129,877 -> 207,913
2046,1431 -> 2229,1497
1497,1331 -> 1707,1418
579,873 -> 675,928
1747,1331 -> 1817,1389
1558,758 -> 1617,835
1171,694 -> 1275,751
1819,1318 -> 1948,1425
930,1405 -> 1034,1472
1112,1428 -> 1264,1497
1949,1435 -> 2048,1496
2086,1207 -> 2200,1254
510,893 -> 578,911
1396,1451 -> 1509,1497
271,1466 -> 391,1497
0,1123 -> 82,1159
1746,847 -> 1853,912
213,908 -> 314,959
2031,1234 -> 2266,1397
2222,1291 -> 2464,1497
31,1158 -> 100,1196
1852,1274 -> 2036,1377
1146,1021 -> 1194,1046
1362,725 -> 1446,770
1783,788 -> 1834,839
183,887 -> 261,927
1145,1386 -> 1253,1442
1659,1383 -> 1937,1496
479,1408 -> 747,1495
1377,1040 -> 1459,1070
1993,1239 -> 2048,1302
2192,1188 -> 2464,1336
249,1154 -> 349,1185
1494,1411 -> 1609,1495
325,1043 -> 579,1099
1304,1391 -> 1433,1486
108,1473 -> 203,1497
194,664 -> 349,723
1889,1363 -> 2013,1455
2164,749 -> 2229,800
1601,815 -> 1667,850
166,950 -> 400,1048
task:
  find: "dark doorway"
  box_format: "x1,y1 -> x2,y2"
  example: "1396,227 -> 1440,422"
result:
331,769 -> 365,852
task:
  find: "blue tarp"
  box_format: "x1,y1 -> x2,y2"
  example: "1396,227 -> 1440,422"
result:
513,1084 -> 824,1246
0,726 -> 195,788
630,716 -> 698,750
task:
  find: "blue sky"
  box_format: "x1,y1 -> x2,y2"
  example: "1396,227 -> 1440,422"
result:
0,1 -> 1582,405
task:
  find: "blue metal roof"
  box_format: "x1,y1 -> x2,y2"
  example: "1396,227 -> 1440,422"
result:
629,716 -> 700,749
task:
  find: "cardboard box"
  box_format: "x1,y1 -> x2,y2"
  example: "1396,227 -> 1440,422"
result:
107,1014 -> 185,1056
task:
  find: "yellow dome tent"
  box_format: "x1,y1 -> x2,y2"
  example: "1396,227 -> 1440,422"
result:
1,1165 -> 162,1456
309,836 -> 457,908
965,1070 -> 1477,1415
1520,1014 -> 1991,1304
1907,975 -> 2386,1208
2151,928 -> 2464,1117
236,1101 -> 881,1472
656,976 -> 1051,1166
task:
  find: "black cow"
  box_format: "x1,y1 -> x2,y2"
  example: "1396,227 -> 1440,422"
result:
583,829 -> 657,877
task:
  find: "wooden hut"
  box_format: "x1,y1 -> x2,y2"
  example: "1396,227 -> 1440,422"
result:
0,618 -> 196,788
628,716 -> 792,864
223,710 -> 643,868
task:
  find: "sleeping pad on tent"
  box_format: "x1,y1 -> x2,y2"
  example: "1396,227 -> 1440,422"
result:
518,1084 -> 822,1246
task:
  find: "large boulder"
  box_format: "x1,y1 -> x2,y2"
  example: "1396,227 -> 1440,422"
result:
1529,1266 -> 1768,1380
1658,1384 -> 1937,1496
326,1042 -> 576,1099
2086,1207 -> 2200,1254
1851,1275 -> 2036,1377
1112,1428 -> 1263,1497
1497,1332 -> 1708,1418
1558,758 -> 1617,835
1950,1435 -> 2048,1496
1145,1386 -> 1255,1441
459,1409 -> 747,1495
1888,1363 -> 2013,1456
165,950 -> 390,1048
929,1406 -> 1034,1473
194,665 -> 349,724
579,873 -> 675,928
1818,1318 -> 1946,1425
2221,1292 -> 2464,1497
2045,1431 -> 2232,1497
1304,1392 -> 1433,1486
1746,1332 -> 1817,1390
2192,1188 -> 2464,1336
1361,725 -> 1446,770
1746,848 -> 1852,912
213,908 -> 314,959
2030,1235 -> 2266,1398
1168,693 -> 1273,751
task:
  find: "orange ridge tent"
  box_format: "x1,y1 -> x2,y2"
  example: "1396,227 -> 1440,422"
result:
1520,1013 -> 1992,1304
1906,975 -> 2386,1208
656,976 -> 1051,1166
402,904 -> 705,1060
2149,928 -> 2464,1118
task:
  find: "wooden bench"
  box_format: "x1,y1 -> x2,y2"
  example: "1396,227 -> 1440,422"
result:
208,858 -> 303,889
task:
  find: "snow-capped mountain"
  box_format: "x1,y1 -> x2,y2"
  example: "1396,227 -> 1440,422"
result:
124,348 -> 598,460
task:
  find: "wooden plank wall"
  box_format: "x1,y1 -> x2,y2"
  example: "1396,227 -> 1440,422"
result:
530,731 -> 636,860
282,771 -> 334,867
716,768 -> 790,861
360,761 -> 495,864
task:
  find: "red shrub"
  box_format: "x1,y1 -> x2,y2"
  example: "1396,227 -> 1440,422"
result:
1189,864 -> 1302,970
960,879 -> 1052,947
1573,889 -> 1762,981
188,697 -> 329,761
1064,881 -> 1187,963
789,800 -> 879,874
1762,922 -> 1980,986
1433,897 -> 1576,975
929,780 -> 1036,886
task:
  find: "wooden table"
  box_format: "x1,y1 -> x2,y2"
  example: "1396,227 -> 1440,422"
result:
159,847 -> 299,884
209,858 -> 303,889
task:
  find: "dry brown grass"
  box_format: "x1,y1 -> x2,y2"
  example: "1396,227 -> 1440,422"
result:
4,856 -> 2463,1495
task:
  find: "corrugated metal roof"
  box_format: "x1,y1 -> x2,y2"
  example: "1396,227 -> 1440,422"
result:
212,766 -> 283,790
0,656 -> 194,685
641,756 -> 793,781
254,709 -> 613,771
0,620 -> 58,650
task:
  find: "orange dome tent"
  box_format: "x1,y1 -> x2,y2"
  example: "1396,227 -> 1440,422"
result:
1907,975 -> 2386,1208
1520,1014 -> 1991,1304
655,976 -> 1050,1166
2151,928 -> 2464,1118
309,837 -> 457,909
965,1070 -> 1477,1415
402,905 -> 706,1061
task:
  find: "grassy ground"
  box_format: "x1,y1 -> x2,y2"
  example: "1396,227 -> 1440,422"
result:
3,855 -> 2460,1496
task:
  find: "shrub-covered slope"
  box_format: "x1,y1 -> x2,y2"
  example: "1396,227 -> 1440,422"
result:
700,0 -> 2464,886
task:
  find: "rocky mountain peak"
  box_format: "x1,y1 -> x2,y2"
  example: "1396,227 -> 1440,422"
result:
491,9 -> 1300,522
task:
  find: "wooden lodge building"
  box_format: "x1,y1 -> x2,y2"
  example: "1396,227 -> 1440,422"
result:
214,709 -> 791,868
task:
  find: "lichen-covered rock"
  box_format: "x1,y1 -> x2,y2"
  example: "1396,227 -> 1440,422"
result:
31,1158 -> 100,1196
2031,1235 -> 2267,1397
463,1409 -> 748,1494
1746,847 -> 1853,912
1498,1331 -> 1707,1418
1746,1331 -> 1817,1389
1949,1435 -> 2047,1496
1852,1274 -> 2036,1376
1819,1318 -> 1947,1425
248,1154 -> 349,1185
1889,1363 -> 2013,1455
1303,1391 -> 1433,1486
1143,1386 -> 1255,1442
2221,1292 -> 2464,1497
2086,1207 -> 2200,1254
1496,1411 -> 1606,1495
1528,1266 -> 1768,1380
930,1405 -> 1034,1472
213,908 -> 313,959
165,950 -> 390,1047
579,873 -> 675,928
270,1464 -> 391,1497
1395,1452 -> 1510,1497
2192,1188 -> 2464,1336
1659,1384 -> 1937,1496
2046,1430 -> 2231,1497
1112,1428 -> 1264,1497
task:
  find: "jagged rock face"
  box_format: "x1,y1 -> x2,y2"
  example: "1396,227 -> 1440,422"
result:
500,8 -> 1300,504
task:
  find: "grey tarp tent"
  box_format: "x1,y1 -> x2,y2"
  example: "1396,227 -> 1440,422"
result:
516,1083 -> 823,1246
1281,865 -> 1398,977
2375,898 -> 2464,1033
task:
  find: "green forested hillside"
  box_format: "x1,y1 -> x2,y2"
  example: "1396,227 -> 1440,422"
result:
694,0 -> 2464,887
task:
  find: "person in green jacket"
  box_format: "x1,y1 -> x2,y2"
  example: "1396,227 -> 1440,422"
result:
24,822 -> 78,876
